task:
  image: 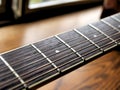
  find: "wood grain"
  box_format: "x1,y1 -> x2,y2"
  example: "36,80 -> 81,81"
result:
0,6 -> 120,90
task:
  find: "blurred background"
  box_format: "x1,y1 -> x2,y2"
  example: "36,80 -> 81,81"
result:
0,0 -> 103,25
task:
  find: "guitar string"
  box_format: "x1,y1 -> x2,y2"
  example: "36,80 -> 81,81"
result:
0,67 -> 26,89
0,27 -> 119,84
20,39 -> 118,85
9,37 -> 116,80
1,33 -> 103,68
0,32 -> 117,78
0,78 -> 23,89
1,20 -> 118,65
0,55 -> 28,87
0,21 -> 120,86
2,29 -> 118,68
9,30 -> 119,82
4,27 -> 120,70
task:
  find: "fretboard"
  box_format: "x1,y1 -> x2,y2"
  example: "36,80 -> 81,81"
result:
0,13 -> 120,90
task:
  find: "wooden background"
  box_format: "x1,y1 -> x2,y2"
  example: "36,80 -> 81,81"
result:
0,6 -> 120,90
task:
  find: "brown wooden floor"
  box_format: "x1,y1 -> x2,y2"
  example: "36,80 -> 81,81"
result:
0,6 -> 120,90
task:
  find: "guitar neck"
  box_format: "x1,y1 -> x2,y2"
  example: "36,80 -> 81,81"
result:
0,13 -> 120,90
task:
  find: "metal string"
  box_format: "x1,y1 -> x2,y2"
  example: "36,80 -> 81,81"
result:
14,31 -> 119,71
1,33 -> 100,69
0,30 -> 119,83
11,34 -> 107,73
24,39 -> 118,85
14,33 -> 118,83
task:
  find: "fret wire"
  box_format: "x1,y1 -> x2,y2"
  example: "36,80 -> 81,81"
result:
74,29 -> 103,51
101,19 -> 120,33
31,44 -> 61,73
55,35 -> 84,60
0,55 -> 27,89
88,24 -> 118,45
10,34 -> 111,75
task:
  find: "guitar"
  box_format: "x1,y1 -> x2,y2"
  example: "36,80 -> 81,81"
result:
0,13 -> 120,90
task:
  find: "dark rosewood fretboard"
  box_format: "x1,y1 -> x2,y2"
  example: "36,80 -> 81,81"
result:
0,13 -> 120,90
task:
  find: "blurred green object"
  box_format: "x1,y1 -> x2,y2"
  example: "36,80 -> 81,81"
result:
30,0 -> 57,4
30,0 -> 42,4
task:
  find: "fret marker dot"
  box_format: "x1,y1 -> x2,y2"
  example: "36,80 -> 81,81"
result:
93,35 -> 97,37
55,50 -> 60,53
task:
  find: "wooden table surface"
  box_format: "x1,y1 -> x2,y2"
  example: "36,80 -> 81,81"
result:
0,6 -> 120,90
